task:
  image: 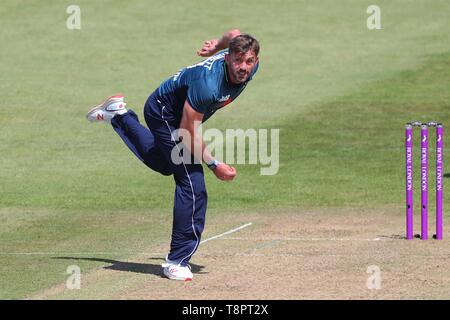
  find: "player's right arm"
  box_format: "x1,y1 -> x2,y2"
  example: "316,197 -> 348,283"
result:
180,100 -> 237,181
197,29 -> 242,57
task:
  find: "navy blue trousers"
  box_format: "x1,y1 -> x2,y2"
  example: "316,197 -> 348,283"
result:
110,98 -> 207,267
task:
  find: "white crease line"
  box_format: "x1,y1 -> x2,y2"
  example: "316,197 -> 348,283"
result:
224,237 -> 388,242
200,222 -> 253,244
202,252 -> 450,258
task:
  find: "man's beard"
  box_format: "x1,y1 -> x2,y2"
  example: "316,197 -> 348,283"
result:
235,70 -> 248,82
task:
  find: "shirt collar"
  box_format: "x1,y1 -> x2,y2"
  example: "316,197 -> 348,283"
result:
223,60 -> 230,84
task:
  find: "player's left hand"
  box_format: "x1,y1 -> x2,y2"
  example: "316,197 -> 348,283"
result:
197,39 -> 220,57
213,163 -> 237,181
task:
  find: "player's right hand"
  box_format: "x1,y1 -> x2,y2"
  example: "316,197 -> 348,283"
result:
197,39 -> 220,57
213,163 -> 237,181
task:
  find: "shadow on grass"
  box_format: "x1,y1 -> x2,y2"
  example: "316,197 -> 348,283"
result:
53,257 -> 206,278
444,173 -> 450,178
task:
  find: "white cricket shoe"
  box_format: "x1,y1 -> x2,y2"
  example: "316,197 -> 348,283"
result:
86,94 -> 127,123
162,257 -> 193,281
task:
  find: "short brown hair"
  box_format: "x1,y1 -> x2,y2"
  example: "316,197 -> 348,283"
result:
229,34 -> 260,56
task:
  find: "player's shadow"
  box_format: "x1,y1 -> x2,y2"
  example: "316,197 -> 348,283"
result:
444,173 -> 450,178
53,257 -> 206,278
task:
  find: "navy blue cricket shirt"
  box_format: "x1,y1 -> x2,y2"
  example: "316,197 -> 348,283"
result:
151,50 -> 259,124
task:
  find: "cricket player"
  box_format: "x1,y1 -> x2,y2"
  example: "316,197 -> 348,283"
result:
86,29 -> 260,281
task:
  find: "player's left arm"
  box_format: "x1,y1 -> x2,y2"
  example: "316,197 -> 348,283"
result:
180,100 -> 236,181
197,28 -> 242,57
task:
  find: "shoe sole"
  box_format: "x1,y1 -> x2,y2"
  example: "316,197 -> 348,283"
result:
163,269 -> 193,281
86,94 -> 124,120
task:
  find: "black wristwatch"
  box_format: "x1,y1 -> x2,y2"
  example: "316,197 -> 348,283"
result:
206,159 -> 220,170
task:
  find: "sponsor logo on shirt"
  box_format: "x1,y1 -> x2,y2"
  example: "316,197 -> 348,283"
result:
187,52 -> 225,70
218,95 -> 230,102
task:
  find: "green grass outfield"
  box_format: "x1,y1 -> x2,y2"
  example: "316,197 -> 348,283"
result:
0,0 -> 449,299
